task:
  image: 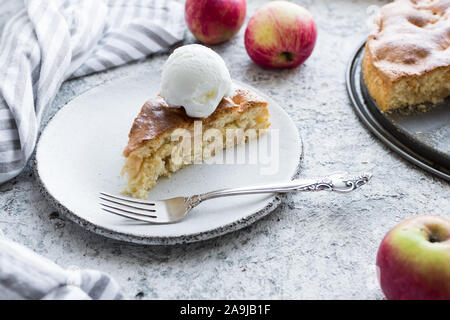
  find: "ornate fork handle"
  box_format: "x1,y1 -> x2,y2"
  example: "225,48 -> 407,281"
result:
294,172 -> 372,193
187,173 -> 372,208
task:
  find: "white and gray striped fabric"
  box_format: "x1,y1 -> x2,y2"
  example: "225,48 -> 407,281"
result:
0,231 -> 124,300
0,0 -> 185,183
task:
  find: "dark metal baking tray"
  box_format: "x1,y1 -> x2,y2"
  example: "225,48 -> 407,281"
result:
346,42 -> 449,181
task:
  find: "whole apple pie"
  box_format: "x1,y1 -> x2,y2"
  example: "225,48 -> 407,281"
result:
363,0 -> 450,112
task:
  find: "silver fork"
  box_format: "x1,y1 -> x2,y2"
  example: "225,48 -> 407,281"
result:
99,172 -> 372,224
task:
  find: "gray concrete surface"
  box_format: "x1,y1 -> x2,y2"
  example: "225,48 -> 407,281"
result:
1,0 -> 448,299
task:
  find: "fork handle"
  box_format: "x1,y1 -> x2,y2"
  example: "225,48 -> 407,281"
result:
198,172 -> 372,201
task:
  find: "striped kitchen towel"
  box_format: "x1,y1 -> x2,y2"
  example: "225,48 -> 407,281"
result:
0,231 -> 124,300
0,0 -> 185,183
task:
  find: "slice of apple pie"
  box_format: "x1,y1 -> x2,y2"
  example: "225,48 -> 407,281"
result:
121,88 -> 270,199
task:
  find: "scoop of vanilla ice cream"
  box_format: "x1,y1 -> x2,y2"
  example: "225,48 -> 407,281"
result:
160,44 -> 232,118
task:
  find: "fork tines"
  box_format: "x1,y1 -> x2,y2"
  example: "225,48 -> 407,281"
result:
99,192 -> 158,222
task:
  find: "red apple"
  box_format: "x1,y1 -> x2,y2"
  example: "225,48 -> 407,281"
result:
244,1 -> 317,68
185,0 -> 246,45
377,215 -> 450,300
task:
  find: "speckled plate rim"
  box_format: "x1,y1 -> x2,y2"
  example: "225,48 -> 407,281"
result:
34,78 -> 304,245
346,41 -> 450,181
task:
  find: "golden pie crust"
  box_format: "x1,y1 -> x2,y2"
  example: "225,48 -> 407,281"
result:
363,0 -> 450,112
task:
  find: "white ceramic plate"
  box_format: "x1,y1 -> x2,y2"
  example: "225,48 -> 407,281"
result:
36,73 -> 302,245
